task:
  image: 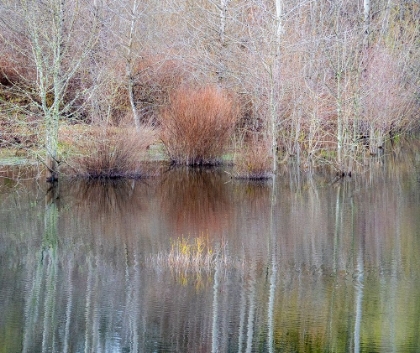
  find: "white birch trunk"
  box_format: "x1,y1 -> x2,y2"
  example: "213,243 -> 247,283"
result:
22,0 -> 62,181
270,0 -> 282,174
126,0 -> 141,130
216,0 -> 229,82
363,0 -> 379,156
47,0 -> 65,182
363,0 -> 371,46
336,82 -> 343,167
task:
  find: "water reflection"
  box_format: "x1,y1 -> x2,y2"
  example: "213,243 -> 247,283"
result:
159,167 -> 234,238
1,159 -> 420,352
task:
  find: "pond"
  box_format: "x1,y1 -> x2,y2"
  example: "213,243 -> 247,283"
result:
1,150 -> 420,352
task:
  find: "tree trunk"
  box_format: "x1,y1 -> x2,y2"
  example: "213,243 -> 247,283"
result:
270,0 -> 282,175
126,0 -> 141,131
46,0 -> 65,182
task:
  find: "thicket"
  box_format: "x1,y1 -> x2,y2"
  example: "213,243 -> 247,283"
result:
233,140 -> 273,179
64,126 -> 157,179
161,85 -> 239,165
0,0 -> 419,180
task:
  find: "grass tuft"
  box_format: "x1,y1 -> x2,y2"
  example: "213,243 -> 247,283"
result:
66,126 -> 157,179
149,235 -> 229,273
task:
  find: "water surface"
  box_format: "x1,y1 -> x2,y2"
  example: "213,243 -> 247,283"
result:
1,154 -> 420,352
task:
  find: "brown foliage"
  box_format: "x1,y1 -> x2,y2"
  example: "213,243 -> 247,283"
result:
91,55 -> 189,126
0,53 -> 34,110
0,36 -> 35,86
365,46 -> 417,132
66,126 -> 157,179
0,114 -> 40,149
132,56 -> 190,125
0,58 -> 21,87
161,85 -> 239,165
0,51 -> 89,122
233,140 -> 273,179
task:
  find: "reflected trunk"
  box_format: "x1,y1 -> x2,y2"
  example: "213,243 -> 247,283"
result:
3,157 -> 420,352
354,239 -> 364,353
211,262 -> 221,353
267,175 -> 278,353
245,263 -> 257,353
23,187 -> 59,353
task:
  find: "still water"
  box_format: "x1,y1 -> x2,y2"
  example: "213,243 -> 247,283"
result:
1,154 -> 420,352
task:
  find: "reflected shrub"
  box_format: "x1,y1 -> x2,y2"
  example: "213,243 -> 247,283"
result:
159,168 -> 233,236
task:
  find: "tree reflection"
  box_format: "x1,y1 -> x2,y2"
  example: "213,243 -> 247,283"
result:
2,158 -> 420,352
211,262 -> 221,353
23,185 -> 59,353
267,175 -> 278,353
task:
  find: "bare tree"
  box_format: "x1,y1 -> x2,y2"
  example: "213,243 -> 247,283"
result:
125,0 -> 142,130
0,0 -> 98,181
104,0 -> 147,130
271,0 -> 282,173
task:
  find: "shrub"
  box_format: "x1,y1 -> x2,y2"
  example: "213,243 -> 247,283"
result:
67,126 -> 156,179
233,140 -> 273,179
160,85 -> 239,165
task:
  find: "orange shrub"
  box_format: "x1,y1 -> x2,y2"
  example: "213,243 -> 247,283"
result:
160,85 -> 239,165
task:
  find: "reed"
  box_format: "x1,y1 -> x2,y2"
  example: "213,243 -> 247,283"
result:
150,235 -> 229,273
160,85 -> 239,165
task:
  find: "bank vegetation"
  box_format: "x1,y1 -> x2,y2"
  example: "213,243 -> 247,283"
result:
0,0 -> 419,181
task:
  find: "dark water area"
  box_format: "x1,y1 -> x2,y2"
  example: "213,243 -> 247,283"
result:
1,149 -> 420,352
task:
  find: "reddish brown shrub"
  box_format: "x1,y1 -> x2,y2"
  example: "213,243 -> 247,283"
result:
160,85 -> 239,165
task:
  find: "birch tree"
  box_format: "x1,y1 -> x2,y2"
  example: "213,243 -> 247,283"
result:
0,0 -> 98,182
271,0 -> 282,174
125,0 -> 142,130
362,0 -> 378,156
232,0 -> 284,174
108,0 -> 146,130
